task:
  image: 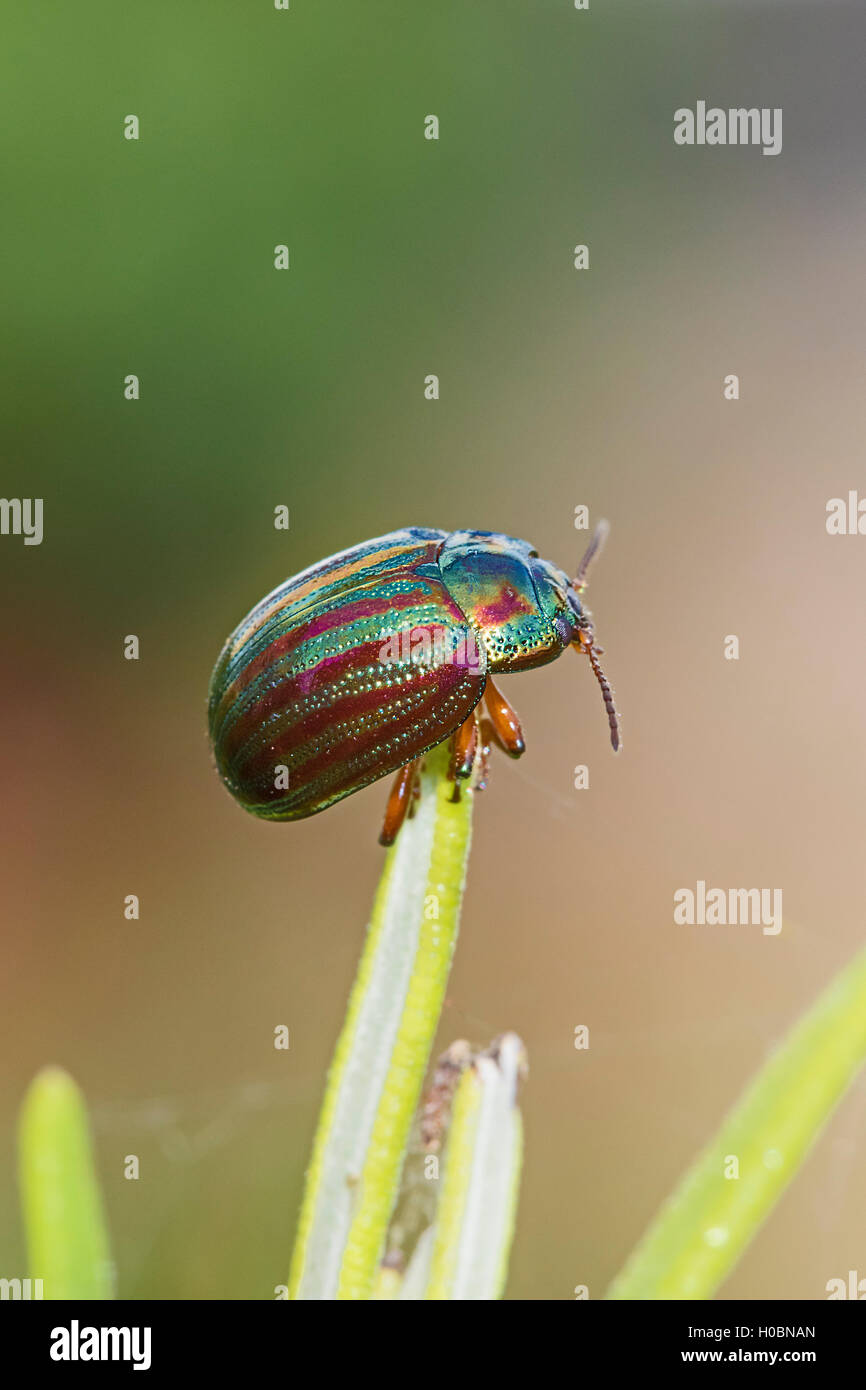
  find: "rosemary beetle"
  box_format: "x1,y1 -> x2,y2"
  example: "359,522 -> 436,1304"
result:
208,524 -> 620,843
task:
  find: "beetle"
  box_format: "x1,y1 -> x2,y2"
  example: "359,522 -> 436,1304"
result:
208,524 -> 620,844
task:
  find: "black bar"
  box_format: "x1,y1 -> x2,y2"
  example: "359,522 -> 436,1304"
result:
2,1300 -> 859,1374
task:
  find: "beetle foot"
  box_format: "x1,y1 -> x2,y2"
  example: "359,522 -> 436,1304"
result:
449,711 -> 479,783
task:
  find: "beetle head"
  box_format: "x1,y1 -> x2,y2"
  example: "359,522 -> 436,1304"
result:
438,531 -> 573,671
436,527 -> 621,751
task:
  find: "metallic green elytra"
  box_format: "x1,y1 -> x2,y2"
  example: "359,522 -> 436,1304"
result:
207,526 -> 620,831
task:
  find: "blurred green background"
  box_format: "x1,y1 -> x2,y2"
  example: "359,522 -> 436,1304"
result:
2,0 -> 866,1299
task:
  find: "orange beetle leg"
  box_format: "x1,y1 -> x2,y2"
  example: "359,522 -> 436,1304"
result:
379,757 -> 421,846
449,711 -> 479,782
448,712 -> 479,800
483,677 -> 525,758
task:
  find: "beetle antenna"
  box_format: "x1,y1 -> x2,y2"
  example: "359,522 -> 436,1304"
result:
586,641 -> 621,752
574,519 -> 610,592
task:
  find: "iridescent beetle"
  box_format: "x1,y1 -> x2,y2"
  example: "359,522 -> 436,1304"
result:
208,524 -> 620,844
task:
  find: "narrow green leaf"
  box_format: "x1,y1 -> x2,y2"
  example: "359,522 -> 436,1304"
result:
607,943 -> 866,1299
18,1067 -> 114,1300
424,1033 -> 525,1300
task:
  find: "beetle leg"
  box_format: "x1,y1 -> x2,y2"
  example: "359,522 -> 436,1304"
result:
448,712 -> 479,800
483,678 -> 525,757
379,758 -> 421,846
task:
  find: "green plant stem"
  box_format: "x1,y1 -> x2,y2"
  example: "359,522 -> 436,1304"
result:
18,1066 -> 114,1300
607,943 -> 866,1300
289,741 -> 474,1300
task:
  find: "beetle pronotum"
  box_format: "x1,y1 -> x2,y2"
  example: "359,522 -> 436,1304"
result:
208,524 -> 620,843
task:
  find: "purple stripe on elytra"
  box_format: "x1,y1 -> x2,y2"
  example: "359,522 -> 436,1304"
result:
235,665 -> 484,818
213,588 -> 459,747
222,614 -> 478,772
214,534 -> 446,693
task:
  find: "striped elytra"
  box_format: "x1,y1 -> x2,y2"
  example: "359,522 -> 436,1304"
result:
208,526 -> 620,835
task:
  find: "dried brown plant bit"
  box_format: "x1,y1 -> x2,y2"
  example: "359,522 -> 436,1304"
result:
420,1040 -> 473,1153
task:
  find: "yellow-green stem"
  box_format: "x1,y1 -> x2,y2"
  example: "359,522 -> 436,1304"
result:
289,741 -> 473,1300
